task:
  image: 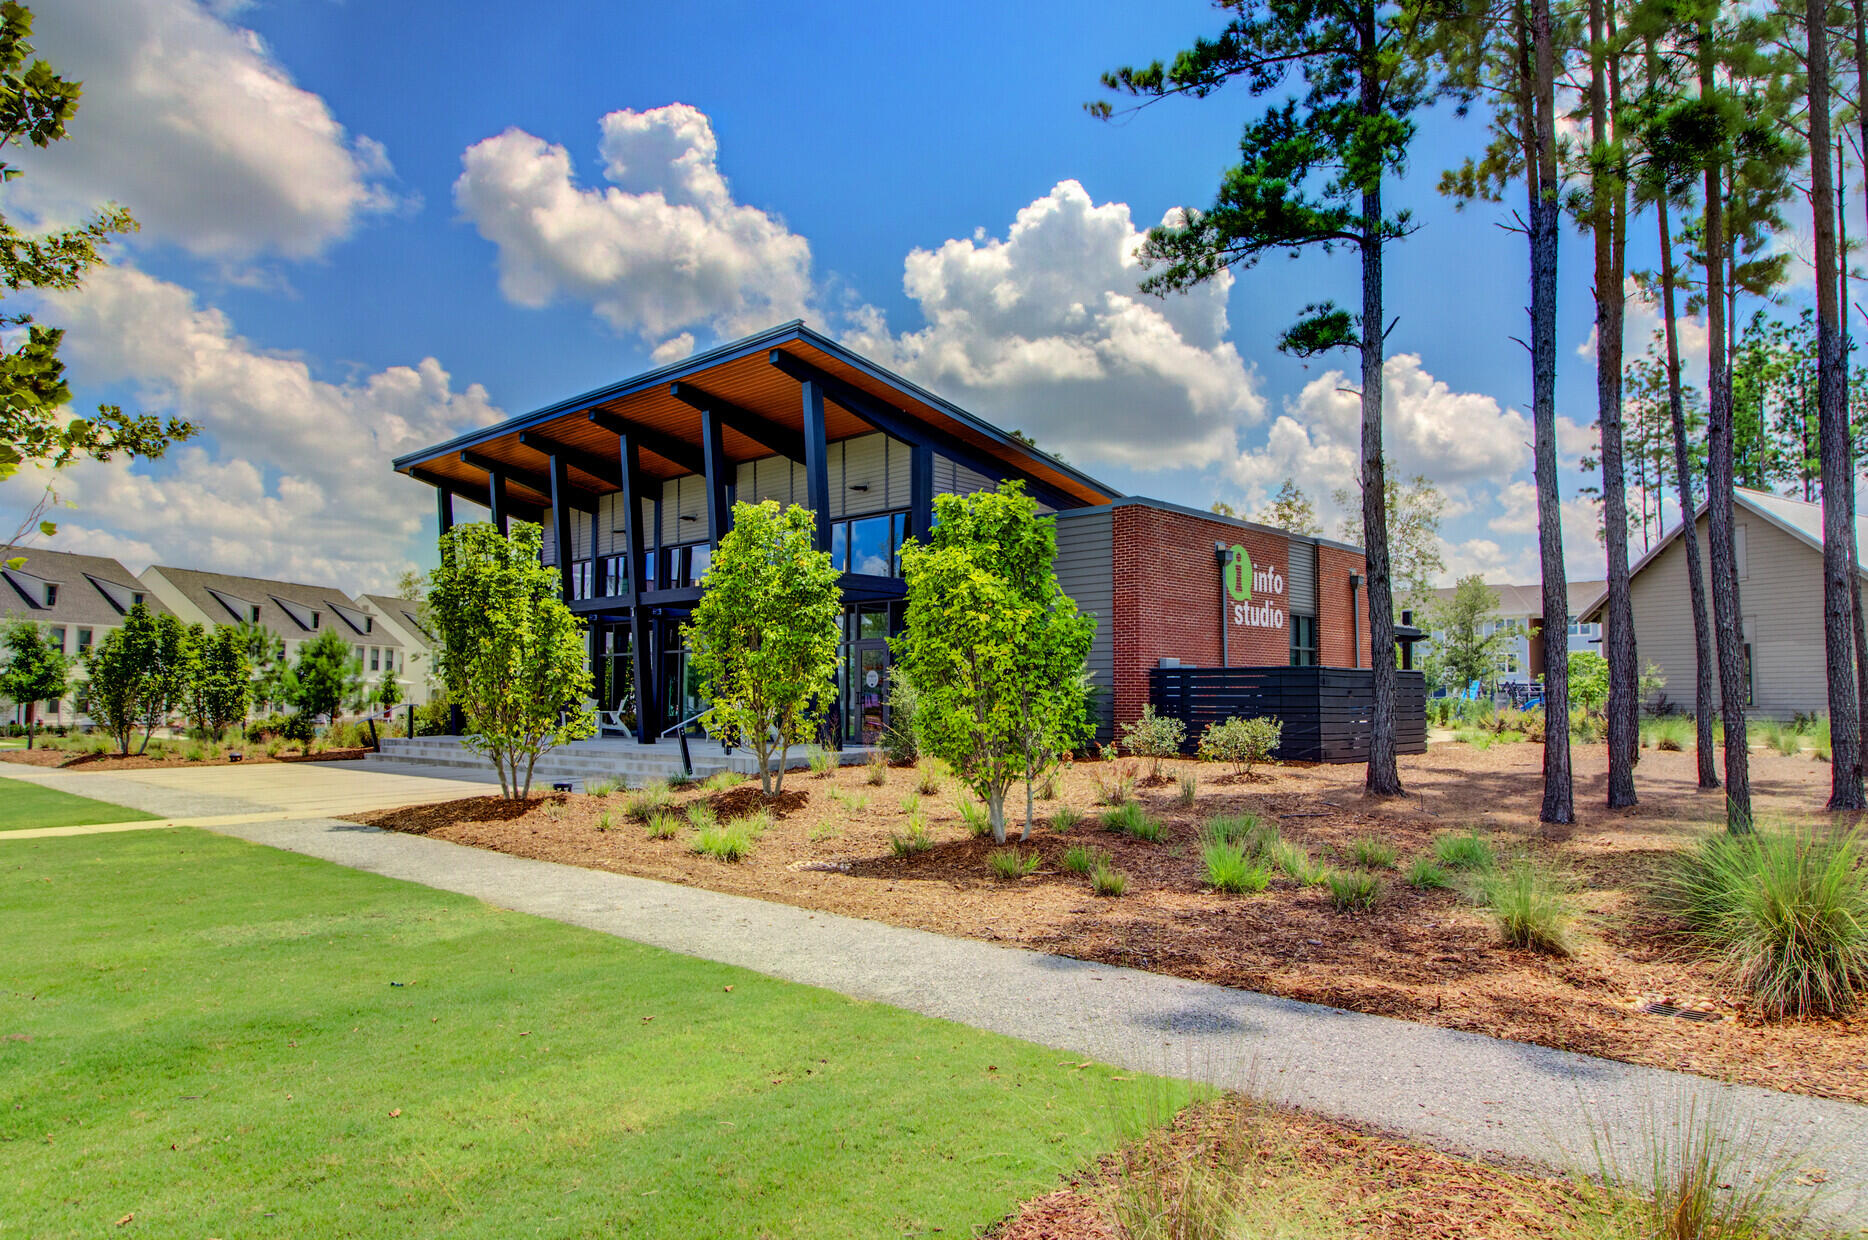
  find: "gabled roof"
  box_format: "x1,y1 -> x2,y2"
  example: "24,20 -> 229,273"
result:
358,594 -> 432,644
0,547 -> 169,626
1427,578 -> 1606,620
1575,488 -> 1868,623
147,566 -> 400,648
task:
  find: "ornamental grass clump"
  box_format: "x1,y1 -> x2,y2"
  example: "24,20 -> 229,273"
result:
644,812 -> 682,840
1175,771 -> 1198,807
1050,806 -> 1084,832
1202,811 -> 1264,850
1196,714 -> 1283,777
1203,840 -> 1270,895
1663,826 -> 1868,1018
809,748 -> 838,777
1063,843 -> 1104,874
957,798 -> 993,838
1406,856 -> 1451,890
865,751 -> 888,785
1324,869 -> 1380,912
692,814 -> 764,862
627,779 -> 672,820
1347,834 -> 1398,869
1092,862 -> 1128,897
1094,761 -> 1138,806
988,847 -> 1042,880
1481,860 -> 1575,956
1269,839 -> 1323,885
583,778 -> 618,798
889,816 -> 933,857
1104,800 -> 1163,841
686,801 -> 718,831
914,760 -> 945,796
1432,830 -> 1496,873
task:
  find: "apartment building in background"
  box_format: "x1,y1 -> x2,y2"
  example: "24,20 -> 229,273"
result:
0,547 -> 171,724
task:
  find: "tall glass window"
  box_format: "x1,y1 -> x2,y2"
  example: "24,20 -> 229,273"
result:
1289,615 -> 1318,667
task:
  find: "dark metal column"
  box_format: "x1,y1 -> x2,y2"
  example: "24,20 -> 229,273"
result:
618,432 -> 656,744
488,470 -> 508,535
801,377 -> 830,552
700,407 -> 731,545
909,442 -> 934,543
436,487 -> 454,537
548,453 -> 575,602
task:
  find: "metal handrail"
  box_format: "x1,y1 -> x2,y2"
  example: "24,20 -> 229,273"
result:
659,711 -> 711,777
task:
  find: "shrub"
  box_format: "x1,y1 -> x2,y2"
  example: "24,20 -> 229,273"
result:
1121,704 -> 1186,780
1347,835 -> 1398,869
1481,860 -> 1574,955
1406,857 -> 1451,890
1091,863 -> 1128,896
1269,839 -> 1323,885
1063,843 -> 1103,874
957,798 -> 993,838
988,848 -> 1041,880
627,779 -> 673,820
879,673 -> 920,765
1324,869 -> 1380,912
1093,761 -> 1138,806
865,751 -> 888,786
1196,715 -> 1283,777
889,820 -> 933,856
1663,826 -> 1868,1018
584,778 -> 618,798
1103,801 -> 1163,841
1175,772 -> 1197,807
1051,806 -> 1084,832
1432,831 -> 1496,872
644,812 -> 682,840
1203,841 -> 1270,894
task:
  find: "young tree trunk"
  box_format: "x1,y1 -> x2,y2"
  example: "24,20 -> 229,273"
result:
1700,32 -> 1751,832
1593,0 -> 1638,806
1657,192 -> 1719,788
1806,0 -> 1865,809
988,787 -> 1007,844
1359,3 -> 1401,798
1530,0 -> 1573,824
24,702 -> 34,750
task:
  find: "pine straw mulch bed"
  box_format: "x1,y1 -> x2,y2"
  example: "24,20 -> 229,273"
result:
347,739 -> 1868,1105
0,746 -> 370,772
993,1096 -> 1585,1240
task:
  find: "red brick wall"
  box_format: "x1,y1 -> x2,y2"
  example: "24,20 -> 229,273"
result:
1110,504 -> 1321,731
1316,543 -> 1371,669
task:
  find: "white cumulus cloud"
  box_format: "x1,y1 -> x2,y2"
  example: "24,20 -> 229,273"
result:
11,266 -> 502,590
454,104 -> 814,345
10,0 -> 402,260
842,180 -> 1263,470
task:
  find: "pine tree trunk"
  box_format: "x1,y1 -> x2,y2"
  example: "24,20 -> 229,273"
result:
1806,0 -> 1865,809
1700,31 -> 1751,832
1848,0 -> 1868,763
1530,0 -> 1572,824
1359,0 -> 1402,798
1593,0 -> 1637,806
1657,192 -> 1719,789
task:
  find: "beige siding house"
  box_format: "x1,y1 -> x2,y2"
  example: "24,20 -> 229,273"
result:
1578,489 -> 1867,721
0,547 -> 170,724
356,594 -> 435,706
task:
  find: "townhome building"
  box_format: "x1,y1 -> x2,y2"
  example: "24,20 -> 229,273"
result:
0,547 -> 169,725
356,594 -> 436,706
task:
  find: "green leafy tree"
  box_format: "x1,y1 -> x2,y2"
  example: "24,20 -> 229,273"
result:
142,612 -> 190,753
233,621 -> 289,712
1428,575 -> 1505,696
0,618 -> 65,747
375,666 -> 403,713
1255,478 -> 1321,537
1568,650 -> 1610,720
427,521 -> 594,800
897,482 -> 1095,842
684,500 -> 841,797
80,602 -> 162,755
1094,0 -> 1443,800
183,624 -> 249,739
1334,467 -> 1446,606
289,631 -> 361,724
0,3 -> 193,560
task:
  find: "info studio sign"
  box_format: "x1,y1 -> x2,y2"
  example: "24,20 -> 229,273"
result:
1225,544 -> 1285,630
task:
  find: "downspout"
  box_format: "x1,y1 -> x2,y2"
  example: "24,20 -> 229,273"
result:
1215,542 -> 1231,667
1350,572 -> 1364,667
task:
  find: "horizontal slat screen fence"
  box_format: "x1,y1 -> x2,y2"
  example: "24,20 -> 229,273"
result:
1148,666 -> 1427,764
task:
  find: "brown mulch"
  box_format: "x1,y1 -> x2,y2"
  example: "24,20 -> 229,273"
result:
709,784 -> 809,820
993,1098 -> 1584,1240
346,740 -> 1868,1105
0,746 -> 369,772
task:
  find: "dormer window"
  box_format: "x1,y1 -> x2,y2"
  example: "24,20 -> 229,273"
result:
312,611 -> 320,629
43,583 -> 57,606
249,604 -> 260,623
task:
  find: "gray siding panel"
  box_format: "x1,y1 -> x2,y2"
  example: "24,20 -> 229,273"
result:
1054,509 -> 1115,740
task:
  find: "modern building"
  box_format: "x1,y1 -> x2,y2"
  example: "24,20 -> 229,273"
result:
391,322 -> 1384,749
139,567 -> 411,711
1577,488 -> 1868,721
1422,578 -> 1605,693
0,547 -> 169,725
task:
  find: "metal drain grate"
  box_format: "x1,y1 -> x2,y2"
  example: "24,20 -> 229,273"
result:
1640,1001 -> 1723,1023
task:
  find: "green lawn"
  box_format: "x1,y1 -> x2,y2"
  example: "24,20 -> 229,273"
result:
2,830 -> 1171,1237
0,775 -> 157,831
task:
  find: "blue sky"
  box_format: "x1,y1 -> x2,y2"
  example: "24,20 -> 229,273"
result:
2,0 -> 1803,592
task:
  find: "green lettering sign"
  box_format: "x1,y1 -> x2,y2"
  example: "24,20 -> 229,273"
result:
1226,544 -> 1252,601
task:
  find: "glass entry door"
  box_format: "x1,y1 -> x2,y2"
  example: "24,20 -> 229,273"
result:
846,641 -> 889,746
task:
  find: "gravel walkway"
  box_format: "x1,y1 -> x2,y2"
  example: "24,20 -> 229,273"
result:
19,765 -> 1868,1223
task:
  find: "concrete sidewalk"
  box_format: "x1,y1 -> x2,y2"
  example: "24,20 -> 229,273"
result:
19,762 -> 1868,1222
